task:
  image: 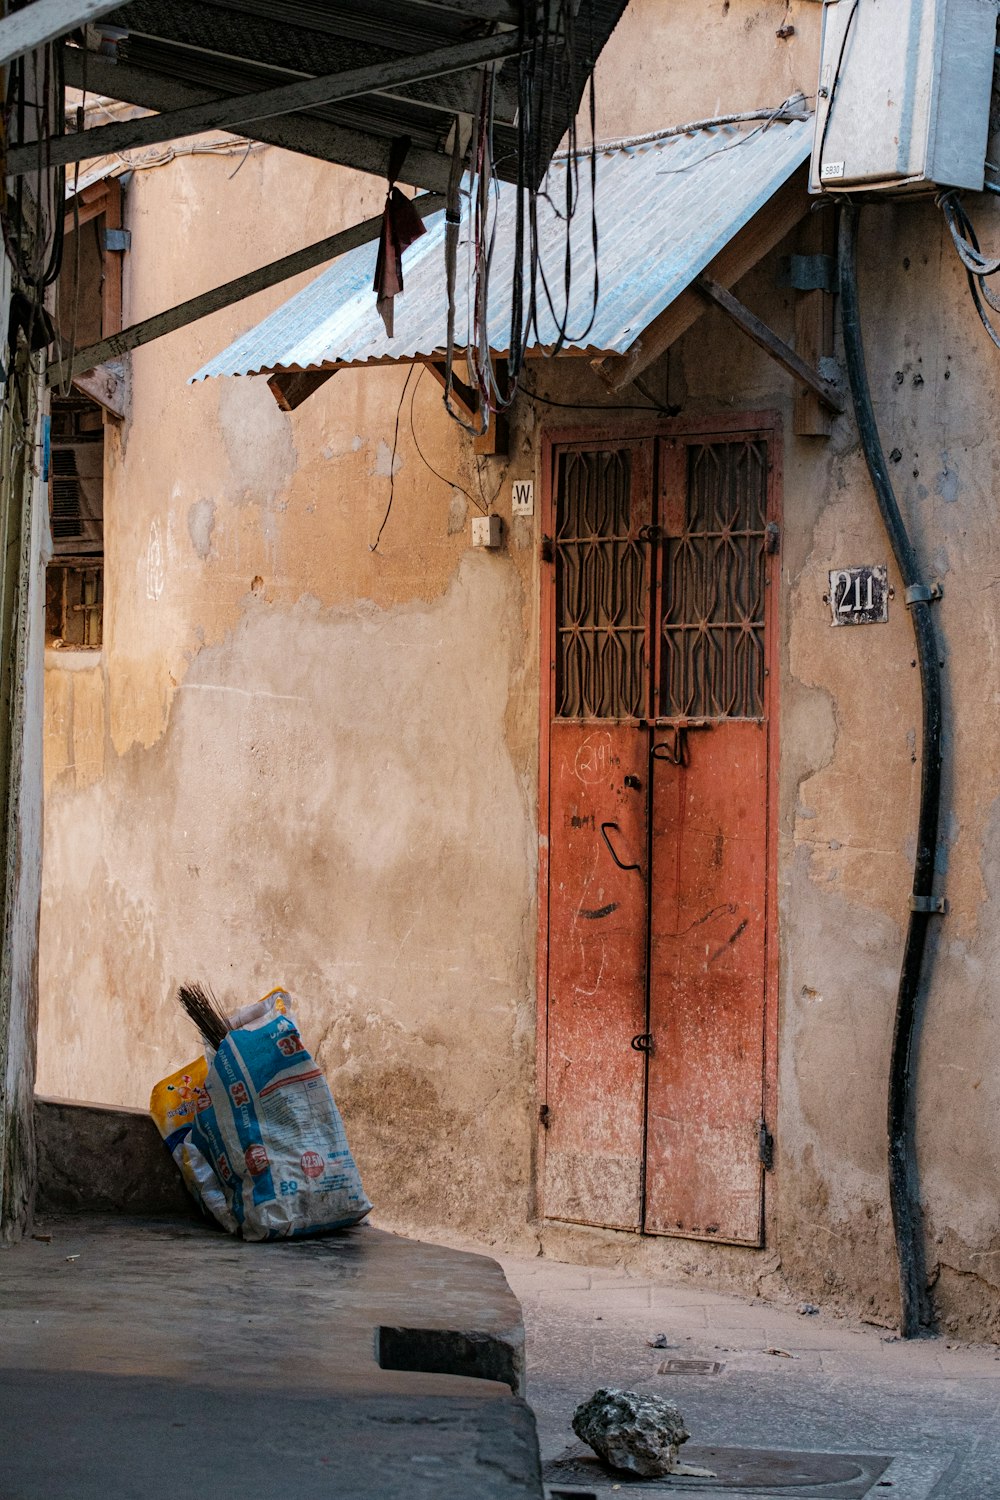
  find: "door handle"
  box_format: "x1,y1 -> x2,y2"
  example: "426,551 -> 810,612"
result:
631,1032 -> 654,1054
600,821 -> 641,873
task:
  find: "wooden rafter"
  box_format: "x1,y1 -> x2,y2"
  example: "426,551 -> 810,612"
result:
93,6 -> 519,124
62,51 -> 453,193
9,32 -> 525,177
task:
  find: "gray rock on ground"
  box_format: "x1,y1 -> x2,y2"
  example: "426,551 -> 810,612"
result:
572,1387 -> 690,1477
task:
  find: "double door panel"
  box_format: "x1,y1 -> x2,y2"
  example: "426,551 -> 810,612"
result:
543,430 -> 775,1245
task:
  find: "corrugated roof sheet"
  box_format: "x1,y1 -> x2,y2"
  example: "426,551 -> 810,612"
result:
191,113 -> 812,383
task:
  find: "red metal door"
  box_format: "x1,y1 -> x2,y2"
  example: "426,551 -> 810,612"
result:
644,435 -> 774,1245
541,426 -> 776,1243
543,444 -> 652,1229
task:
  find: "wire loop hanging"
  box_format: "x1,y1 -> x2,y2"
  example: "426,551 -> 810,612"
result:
940,189 -> 1000,351
441,0 -> 601,436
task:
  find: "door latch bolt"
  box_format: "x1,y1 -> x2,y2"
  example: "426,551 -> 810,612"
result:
758,1120 -> 775,1171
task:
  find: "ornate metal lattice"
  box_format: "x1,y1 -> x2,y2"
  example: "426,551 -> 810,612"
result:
555,449 -> 647,719
660,440 -> 767,719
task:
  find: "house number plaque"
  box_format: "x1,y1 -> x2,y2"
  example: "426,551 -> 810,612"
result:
828,565 -> 889,625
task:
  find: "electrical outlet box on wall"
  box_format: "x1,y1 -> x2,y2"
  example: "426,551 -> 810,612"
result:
472,514 -> 503,549
810,0 -> 997,196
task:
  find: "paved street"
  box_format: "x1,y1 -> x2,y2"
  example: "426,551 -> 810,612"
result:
0,1216 -> 541,1500
498,1253 -> 1000,1499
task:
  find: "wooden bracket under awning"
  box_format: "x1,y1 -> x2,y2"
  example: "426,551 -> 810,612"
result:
591,166 -> 841,423
70,364 -> 128,421
694,277 -> 842,415
267,356 -> 510,456
267,369 -> 338,412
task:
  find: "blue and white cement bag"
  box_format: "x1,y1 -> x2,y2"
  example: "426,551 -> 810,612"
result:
152,987 -> 371,1241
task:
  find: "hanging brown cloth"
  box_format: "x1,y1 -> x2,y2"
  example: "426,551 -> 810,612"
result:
373,136 -> 427,338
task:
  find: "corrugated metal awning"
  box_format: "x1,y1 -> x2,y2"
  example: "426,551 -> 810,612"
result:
191,112 -> 812,384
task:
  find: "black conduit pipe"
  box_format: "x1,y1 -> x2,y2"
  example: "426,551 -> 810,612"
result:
838,205 -> 944,1339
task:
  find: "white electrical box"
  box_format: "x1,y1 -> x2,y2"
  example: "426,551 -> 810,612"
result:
472,514 -> 503,549
810,0 -> 998,196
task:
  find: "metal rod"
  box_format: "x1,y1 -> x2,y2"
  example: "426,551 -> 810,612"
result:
9,32 -> 526,176
838,204 -> 943,1339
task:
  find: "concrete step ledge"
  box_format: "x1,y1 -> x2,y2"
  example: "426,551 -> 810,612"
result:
35,1096 -> 202,1218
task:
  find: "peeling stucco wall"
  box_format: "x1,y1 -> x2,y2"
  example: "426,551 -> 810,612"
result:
37,142 -> 544,1244
42,556 -> 538,1236
35,0 -> 1000,1334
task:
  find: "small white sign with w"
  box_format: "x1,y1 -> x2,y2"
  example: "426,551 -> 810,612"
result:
512,479 -> 534,517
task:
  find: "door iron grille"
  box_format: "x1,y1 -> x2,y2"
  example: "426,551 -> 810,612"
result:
660,440 -> 767,719
555,448 -> 647,719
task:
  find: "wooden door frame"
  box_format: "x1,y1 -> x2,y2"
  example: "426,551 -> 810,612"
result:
536,409 -> 783,1238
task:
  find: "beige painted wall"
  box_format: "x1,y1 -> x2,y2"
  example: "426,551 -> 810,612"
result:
37,1 -> 1000,1335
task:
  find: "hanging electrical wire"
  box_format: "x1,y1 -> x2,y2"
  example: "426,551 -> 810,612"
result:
441,0 -> 601,435
409,367 -> 489,515
940,190 -> 1000,350
523,0 -> 600,354
1,38 -> 67,482
2,47 -> 64,286
369,364 -> 416,552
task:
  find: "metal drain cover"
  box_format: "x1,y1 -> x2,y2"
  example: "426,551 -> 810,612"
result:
543,1444 -> 892,1497
657,1358 -> 725,1375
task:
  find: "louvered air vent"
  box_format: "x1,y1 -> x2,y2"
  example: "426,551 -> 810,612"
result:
51,447 -> 83,542
49,440 -> 103,554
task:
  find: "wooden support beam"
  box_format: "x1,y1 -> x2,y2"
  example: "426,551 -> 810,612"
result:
71,362 -> 127,419
593,167 -> 811,395
63,189 -> 110,237
793,207 -> 837,437
96,5 -> 517,125
427,359 -> 480,426
695,277 -> 843,413
10,32 -> 525,177
267,369 -> 338,411
425,358 -> 509,452
48,192 -> 445,384
473,360 -> 510,455
62,50 -> 454,193
473,411 -> 509,457
100,177 -> 122,338
0,0 -> 121,67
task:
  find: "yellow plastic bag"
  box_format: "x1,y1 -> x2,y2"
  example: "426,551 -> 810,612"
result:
150,1055 -> 237,1231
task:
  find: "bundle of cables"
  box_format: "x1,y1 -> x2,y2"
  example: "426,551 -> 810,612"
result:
1,42 -> 66,356
940,189 -> 1000,351
442,0 -> 600,434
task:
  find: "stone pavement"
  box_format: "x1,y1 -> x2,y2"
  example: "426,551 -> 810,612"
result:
0,1214 -> 543,1500
497,1252 -> 1000,1500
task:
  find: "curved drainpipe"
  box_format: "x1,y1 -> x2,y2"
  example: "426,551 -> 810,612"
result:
838,205 -> 944,1338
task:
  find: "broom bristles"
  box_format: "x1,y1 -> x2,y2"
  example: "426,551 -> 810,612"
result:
177,982 -> 231,1050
